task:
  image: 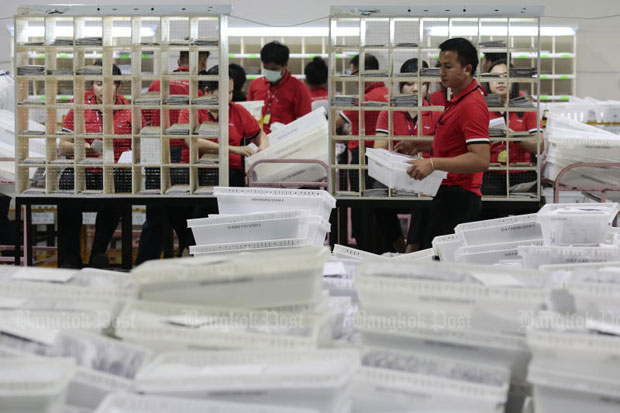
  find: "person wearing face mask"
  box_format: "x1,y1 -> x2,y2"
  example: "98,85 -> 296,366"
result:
398,38 -> 490,248
246,41 -> 312,134
482,59 -> 541,197
56,61 -> 141,268
374,58 -> 442,253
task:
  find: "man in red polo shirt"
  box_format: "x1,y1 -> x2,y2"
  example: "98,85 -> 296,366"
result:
398,38 -> 490,249
247,41 -> 312,135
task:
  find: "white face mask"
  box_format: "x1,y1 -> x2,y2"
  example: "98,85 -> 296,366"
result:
264,68 -> 283,83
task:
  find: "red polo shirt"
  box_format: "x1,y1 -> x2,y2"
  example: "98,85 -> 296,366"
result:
432,79 -> 489,197
341,82 -> 389,151
62,90 -> 136,163
247,70 -> 312,135
429,90 -> 448,107
178,102 -> 261,171
489,111 -> 539,169
309,85 -> 329,102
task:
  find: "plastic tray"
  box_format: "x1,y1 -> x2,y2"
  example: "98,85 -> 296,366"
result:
528,364 -> 620,413
390,248 -> 436,262
115,300 -> 332,353
518,245 -> 620,269
189,237 -> 316,256
0,358 -> 75,413
135,349 -> 359,412
566,266 -> 620,315
94,393 -> 317,413
537,203 -> 619,246
135,246 -> 329,308
214,187 -> 336,222
454,214 -> 542,246
366,148 -> 447,196
454,239 -> 543,265
431,233 -> 465,262
352,347 -> 510,413
332,244 -> 386,261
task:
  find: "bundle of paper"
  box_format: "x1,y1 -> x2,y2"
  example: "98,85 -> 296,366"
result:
395,42 -> 418,47
510,67 -> 537,77
164,95 -> 189,105
191,96 -> 219,105
22,41 -> 44,46
421,67 -> 440,76
364,100 -> 388,107
485,93 -> 503,107
332,95 -> 359,106
391,94 -> 418,107
134,92 -> 161,105
47,69 -> 73,76
192,39 -> 219,46
17,65 -> 45,76
18,97 -> 45,106
75,37 -> 102,46
139,126 -> 162,136
510,96 -> 535,108
139,41 -> 159,46
76,65 -> 102,75
479,40 -> 506,48
363,70 -> 389,77
51,38 -> 73,46
165,123 -> 190,135
194,122 -> 219,137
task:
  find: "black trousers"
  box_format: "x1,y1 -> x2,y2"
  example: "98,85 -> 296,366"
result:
56,169 -> 125,268
422,185 -> 482,250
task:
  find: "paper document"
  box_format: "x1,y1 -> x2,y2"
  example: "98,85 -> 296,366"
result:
117,150 -> 132,164
489,117 -> 507,130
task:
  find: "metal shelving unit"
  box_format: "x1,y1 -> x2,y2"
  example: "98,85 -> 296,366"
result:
15,5 -> 231,196
328,5 -> 543,201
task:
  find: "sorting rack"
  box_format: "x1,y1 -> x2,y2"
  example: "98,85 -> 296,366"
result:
327,6 -> 543,202
14,5 -> 231,196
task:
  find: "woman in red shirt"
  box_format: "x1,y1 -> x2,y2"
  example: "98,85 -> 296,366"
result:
483,59 -> 541,196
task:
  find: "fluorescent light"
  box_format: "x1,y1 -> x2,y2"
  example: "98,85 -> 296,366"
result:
427,25 -> 576,37
18,26 -> 155,38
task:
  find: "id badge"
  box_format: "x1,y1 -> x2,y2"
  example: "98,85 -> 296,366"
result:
263,113 -> 271,125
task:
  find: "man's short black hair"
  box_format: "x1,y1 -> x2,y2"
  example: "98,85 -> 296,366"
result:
178,50 -> 210,65
260,41 -> 289,66
304,56 -> 328,87
483,52 -> 507,65
198,65 -> 232,92
350,53 -> 379,71
439,37 -> 479,76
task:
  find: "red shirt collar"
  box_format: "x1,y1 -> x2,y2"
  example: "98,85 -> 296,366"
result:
365,82 -> 385,94
448,79 -> 483,105
174,66 -> 190,72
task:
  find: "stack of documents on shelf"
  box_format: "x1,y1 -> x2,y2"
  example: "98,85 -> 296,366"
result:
510,96 -> 535,108
489,116 -> 507,137
479,40 -> 506,48
332,95 -> 359,106
362,187 -> 388,197
134,92 -> 161,105
485,93 -> 503,107
22,41 -> 44,46
75,37 -> 102,46
76,65 -> 102,75
139,41 -> 159,46
364,101 -> 388,107
47,69 -> 73,75
19,129 -> 46,135
394,42 -> 418,47
165,123 -> 190,135
421,67 -> 440,76
194,122 -> 219,137
510,67 -> 537,77
391,94 -> 418,107
51,38 -> 73,46
362,70 -> 389,77
17,65 -> 45,76
191,96 -> 218,105
139,126 -> 162,136
164,95 -> 189,105
191,38 -> 219,46
18,97 -> 45,106
168,40 -> 189,46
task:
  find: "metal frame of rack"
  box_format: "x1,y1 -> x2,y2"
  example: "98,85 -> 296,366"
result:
14,5 -> 231,196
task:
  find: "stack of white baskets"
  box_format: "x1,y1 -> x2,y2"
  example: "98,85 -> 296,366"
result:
188,186 -> 335,255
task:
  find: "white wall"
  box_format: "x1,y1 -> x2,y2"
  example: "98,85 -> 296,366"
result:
2,0 -> 620,99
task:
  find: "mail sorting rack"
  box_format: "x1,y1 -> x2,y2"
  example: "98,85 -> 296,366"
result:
327,6 -> 543,201
14,5 -> 231,196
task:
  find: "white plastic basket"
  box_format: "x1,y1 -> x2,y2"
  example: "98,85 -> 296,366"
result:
332,244 -> 386,261
352,347 -> 510,413
528,365 -> 620,413
454,239 -> 543,265
214,187 -> 336,222
566,266 -> 620,316
366,148 -> 447,196
431,233 -> 465,262
537,203 -> 619,246
115,300 -> 332,352
518,245 -> 620,269
390,248 -> 436,262
0,358 -> 75,413
189,238 -> 314,255
454,214 -> 542,246
134,246 -> 329,308
135,349 -> 359,413
94,393 -> 316,413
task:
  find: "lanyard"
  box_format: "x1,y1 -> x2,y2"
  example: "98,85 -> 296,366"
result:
405,112 -> 418,136
265,86 -> 279,116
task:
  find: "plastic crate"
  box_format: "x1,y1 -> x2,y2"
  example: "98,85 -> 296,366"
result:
115,300 -> 332,353
566,266 -> 620,316
133,247 -> 330,308
431,233 -> 465,262
332,244 -> 386,261
537,203 -> 619,246
454,214 -> 542,246
352,347 -> 510,413
390,248 -> 436,262
94,393 -> 316,413
518,245 -> 620,269
454,239 -> 543,265
188,211 -> 329,246
528,365 -> 620,413
366,148 -> 447,196
134,349 -> 359,413
190,238 -> 314,256
0,358 -> 75,413
214,187 -> 336,222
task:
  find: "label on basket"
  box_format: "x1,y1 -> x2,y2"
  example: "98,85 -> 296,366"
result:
12,268 -> 77,283
468,272 -> 524,287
